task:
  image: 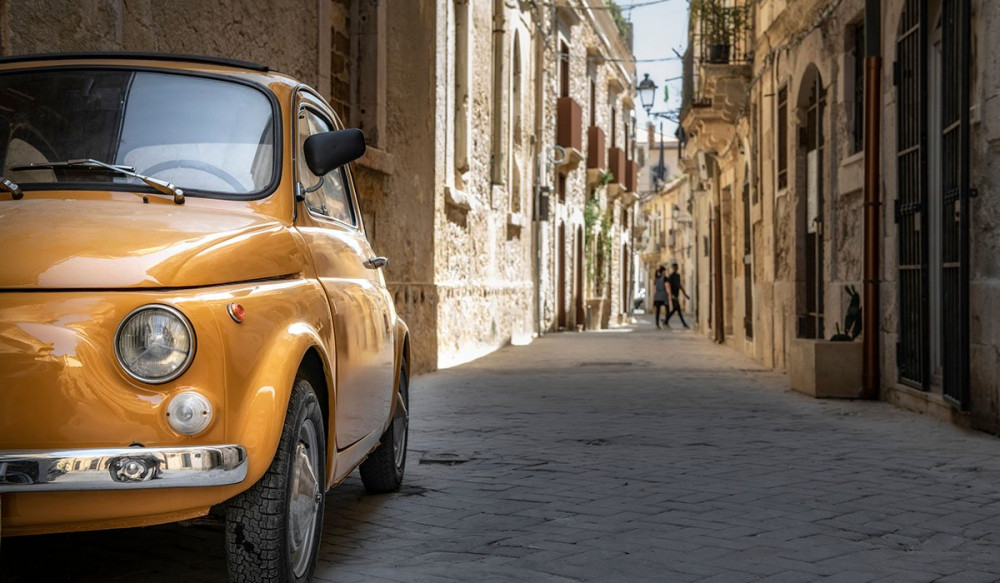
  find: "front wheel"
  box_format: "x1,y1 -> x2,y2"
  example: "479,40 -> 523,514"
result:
359,357 -> 409,493
226,378 -> 326,583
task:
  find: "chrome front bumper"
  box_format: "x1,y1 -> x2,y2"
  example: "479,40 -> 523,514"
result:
0,445 -> 247,492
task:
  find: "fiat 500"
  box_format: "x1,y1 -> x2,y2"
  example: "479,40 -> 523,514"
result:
0,53 -> 410,583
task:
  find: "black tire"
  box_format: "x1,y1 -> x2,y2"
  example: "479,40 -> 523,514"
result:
359,357 -> 409,493
226,378 -> 326,583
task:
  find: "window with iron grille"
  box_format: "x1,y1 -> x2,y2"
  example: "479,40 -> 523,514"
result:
776,86 -> 788,190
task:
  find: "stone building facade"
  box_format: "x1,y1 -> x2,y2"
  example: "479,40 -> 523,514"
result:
677,0 -> 1000,432
0,0 -> 636,373
537,3 -> 639,335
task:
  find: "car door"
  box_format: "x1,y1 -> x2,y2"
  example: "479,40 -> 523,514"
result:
292,92 -> 395,449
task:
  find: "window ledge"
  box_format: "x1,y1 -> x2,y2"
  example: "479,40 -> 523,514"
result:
445,185 -> 478,212
840,150 -> 864,168
507,212 -> 527,228
358,146 -> 395,175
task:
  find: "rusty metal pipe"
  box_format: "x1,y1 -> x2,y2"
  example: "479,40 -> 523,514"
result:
712,162 -> 724,344
861,56 -> 882,400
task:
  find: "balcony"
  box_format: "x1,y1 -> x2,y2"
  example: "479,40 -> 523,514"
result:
587,126 -> 606,170
696,2 -> 751,65
680,0 -> 752,155
606,147 -> 637,204
557,97 -> 584,171
625,160 -> 638,193
608,147 -> 625,186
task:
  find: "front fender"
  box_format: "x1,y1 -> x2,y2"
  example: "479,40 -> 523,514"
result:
213,278 -> 336,489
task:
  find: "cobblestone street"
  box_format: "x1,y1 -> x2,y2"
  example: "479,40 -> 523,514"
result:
5,323 -> 1000,582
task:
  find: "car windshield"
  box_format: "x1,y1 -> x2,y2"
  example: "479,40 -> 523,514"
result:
0,69 -> 276,196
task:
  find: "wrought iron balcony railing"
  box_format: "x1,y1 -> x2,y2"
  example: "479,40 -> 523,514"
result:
695,1 -> 752,65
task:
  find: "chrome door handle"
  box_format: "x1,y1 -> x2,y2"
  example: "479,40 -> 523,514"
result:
364,256 -> 388,269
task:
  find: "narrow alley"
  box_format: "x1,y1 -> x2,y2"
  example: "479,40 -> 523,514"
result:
5,326 -> 1000,582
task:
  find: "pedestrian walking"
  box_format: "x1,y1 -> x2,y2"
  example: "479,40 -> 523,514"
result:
664,263 -> 690,329
652,266 -> 671,329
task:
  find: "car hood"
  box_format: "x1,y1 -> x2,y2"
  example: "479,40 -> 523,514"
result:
0,199 -> 306,289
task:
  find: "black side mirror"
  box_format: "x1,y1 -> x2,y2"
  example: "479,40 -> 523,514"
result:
303,129 -> 366,176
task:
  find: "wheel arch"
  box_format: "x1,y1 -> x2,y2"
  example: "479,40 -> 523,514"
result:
296,347 -> 332,438
227,319 -> 336,491
392,318 -> 411,417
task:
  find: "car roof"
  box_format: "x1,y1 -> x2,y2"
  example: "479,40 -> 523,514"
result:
0,52 -> 270,72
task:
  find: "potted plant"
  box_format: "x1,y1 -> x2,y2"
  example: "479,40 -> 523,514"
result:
693,0 -> 745,64
790,286 -> 864,399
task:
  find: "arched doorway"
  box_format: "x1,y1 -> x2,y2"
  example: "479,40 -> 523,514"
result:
938,0 -> 972,406
575,226 -> 585,328
742,162 -> 753,339
797,67 -> 826,339
558,221 -> 567,330
895,0 -> 972,407
622,242 -> 630,319
896,0 -> 929,388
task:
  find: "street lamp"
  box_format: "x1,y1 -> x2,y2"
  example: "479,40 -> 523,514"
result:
638,73 -> 668,191
637,73 -> 657,115
638,73 -> 683,193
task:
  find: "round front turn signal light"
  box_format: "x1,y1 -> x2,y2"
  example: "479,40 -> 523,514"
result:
166,391 -> 213,435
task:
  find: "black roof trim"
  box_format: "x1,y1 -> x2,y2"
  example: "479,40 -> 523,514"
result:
0,52 -> 270,72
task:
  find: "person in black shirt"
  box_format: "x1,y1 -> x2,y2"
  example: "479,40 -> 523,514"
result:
664,263 -> 689,329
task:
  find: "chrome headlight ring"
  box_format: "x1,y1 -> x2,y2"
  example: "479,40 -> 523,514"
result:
114,304 -> 196,384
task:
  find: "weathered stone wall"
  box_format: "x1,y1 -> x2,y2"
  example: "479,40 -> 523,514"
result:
375,1 -> 439,372
681,0 -> 1000,434
0,0 -> 320,86
967,0 -> 1000,433
432,0 -> 535,367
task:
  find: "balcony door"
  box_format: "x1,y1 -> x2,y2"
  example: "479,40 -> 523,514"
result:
939,0 -> 972,408
799,69 -> 825,339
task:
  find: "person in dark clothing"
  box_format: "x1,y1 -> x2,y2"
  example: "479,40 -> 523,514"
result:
652,266 -> 670,329
664,263 -> 689,329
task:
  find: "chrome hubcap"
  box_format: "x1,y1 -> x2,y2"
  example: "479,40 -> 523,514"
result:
288,421 -> 320,578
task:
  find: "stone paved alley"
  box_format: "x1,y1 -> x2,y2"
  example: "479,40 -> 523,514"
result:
5,323 -> 1000,582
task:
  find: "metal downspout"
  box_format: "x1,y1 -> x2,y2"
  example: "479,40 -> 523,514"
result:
861,0 -> 882,399
712,157 -> 724,344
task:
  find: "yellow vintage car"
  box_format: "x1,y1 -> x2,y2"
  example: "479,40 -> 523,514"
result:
0,53 -> 410,582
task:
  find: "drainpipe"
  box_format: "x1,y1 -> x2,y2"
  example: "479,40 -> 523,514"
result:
712,157 -> 724,344
861,0 -> 881,399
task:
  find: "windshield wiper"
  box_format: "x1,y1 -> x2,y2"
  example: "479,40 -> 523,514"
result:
0,177 -> 22,200
11,158 -> 185,204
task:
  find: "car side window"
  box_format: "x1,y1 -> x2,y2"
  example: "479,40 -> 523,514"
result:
297,108 -> 355,225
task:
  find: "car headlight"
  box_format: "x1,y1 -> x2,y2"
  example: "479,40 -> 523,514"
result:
115,304 -> 196,384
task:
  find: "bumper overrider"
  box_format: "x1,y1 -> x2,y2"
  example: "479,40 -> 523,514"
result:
0,445 -> 247,492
